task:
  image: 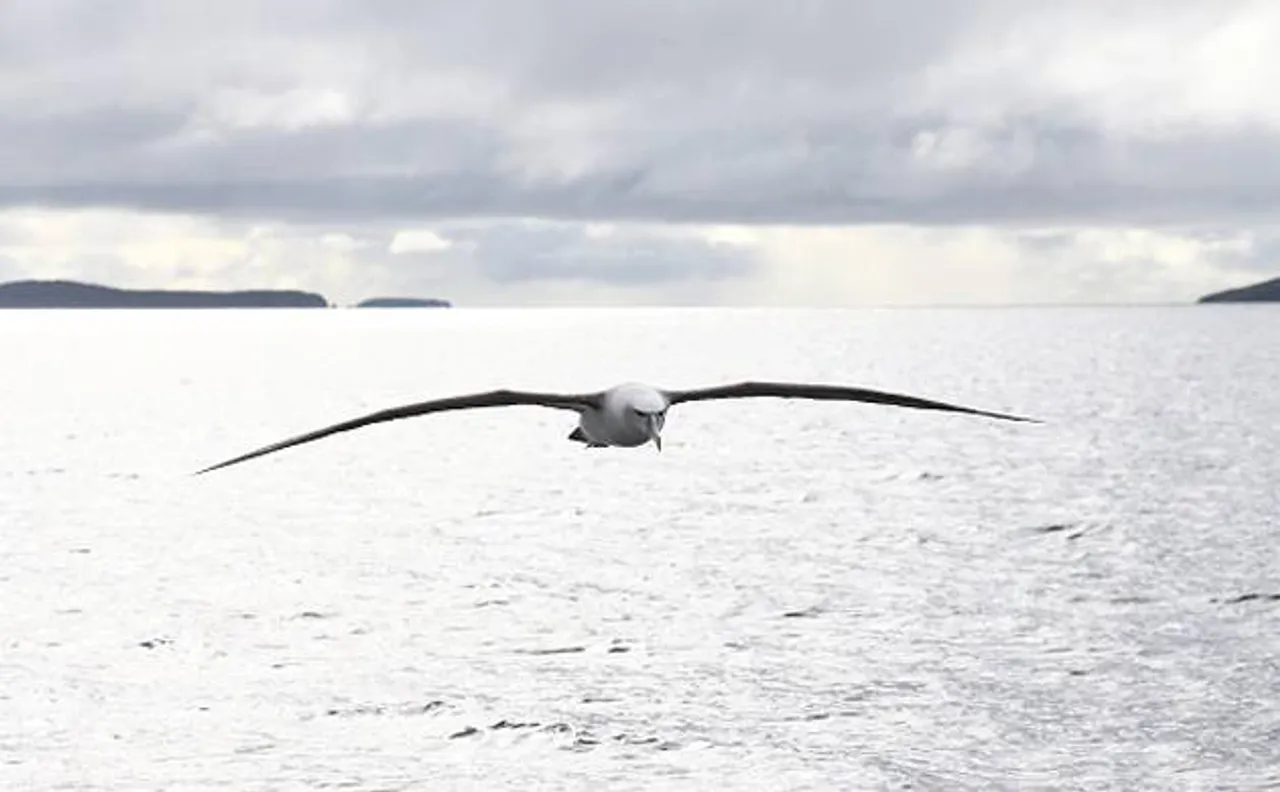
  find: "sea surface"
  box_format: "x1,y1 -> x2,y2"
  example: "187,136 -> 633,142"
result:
1,306 -> 1277,791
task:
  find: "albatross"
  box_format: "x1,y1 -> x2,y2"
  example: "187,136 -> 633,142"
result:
195,380 -> 1037,475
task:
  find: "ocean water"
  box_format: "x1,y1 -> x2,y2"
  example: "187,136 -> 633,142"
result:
1,306 -> 1277,791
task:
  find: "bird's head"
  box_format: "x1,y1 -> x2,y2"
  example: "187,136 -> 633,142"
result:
626,390 -> 669,451
632,407 -> 666,451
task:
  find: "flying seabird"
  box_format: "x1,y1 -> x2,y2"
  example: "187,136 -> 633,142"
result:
195,380 -> 1037,475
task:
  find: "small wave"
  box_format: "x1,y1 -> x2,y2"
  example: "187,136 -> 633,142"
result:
1214,592 -> 1280,605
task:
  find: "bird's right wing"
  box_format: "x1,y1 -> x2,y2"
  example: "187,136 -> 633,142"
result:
196,389 -> 601,475
664,381 -> 1038,423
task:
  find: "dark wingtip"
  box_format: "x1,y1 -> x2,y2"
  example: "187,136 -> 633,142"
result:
990,412 -> 1043,424
192,452 -> 260,476
960,404 -> 1042,424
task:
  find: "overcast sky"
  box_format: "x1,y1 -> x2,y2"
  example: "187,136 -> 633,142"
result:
2,1 -> 1277,305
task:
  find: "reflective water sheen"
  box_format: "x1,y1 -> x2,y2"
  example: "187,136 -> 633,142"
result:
1,307 -> 1277,790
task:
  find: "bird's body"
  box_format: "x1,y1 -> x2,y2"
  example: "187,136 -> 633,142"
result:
576,382 -> 669,448
195,379 -> 1038,475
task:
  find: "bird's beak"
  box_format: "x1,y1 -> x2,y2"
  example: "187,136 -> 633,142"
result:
646,415 -> 663,452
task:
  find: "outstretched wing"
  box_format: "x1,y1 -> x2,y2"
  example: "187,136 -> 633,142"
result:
663,381 -> 1038,423
196,389 -> 601,475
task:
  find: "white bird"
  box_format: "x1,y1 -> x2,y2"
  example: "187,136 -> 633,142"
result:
195,380 -> 1037,475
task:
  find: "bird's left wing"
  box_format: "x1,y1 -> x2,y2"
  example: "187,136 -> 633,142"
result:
196,389 -> 601,475
663,381 -> 1039,423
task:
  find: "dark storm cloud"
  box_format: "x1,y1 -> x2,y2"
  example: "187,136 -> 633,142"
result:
0,1 -> 1275,226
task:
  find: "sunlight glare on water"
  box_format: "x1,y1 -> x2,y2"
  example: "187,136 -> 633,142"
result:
1,306 -> 1277,790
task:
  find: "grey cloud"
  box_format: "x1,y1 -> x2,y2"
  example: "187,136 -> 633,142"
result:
1,1 -> 1278,228
374,220 -> 756,294
446,223 -> 754,285
0,107 -> 193,181
11,127 -> 1280,228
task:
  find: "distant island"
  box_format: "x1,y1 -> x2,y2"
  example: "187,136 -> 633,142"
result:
355,297 -> 452,308
1198,276 -> 1280,303
0,280 -> 451,309
0,279 -> 328,308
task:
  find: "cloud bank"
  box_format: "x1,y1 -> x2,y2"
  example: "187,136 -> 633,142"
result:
2,1 -> 1277,304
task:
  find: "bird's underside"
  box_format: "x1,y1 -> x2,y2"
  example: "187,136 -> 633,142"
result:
566,426 -> 607,447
